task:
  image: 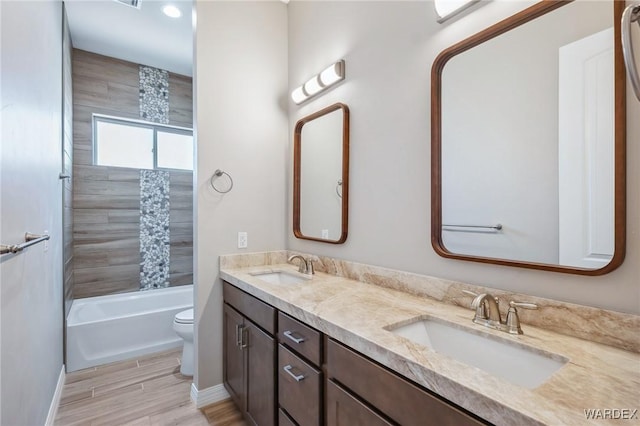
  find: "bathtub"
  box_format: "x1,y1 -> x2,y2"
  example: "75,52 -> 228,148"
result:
66,285 -> 193,372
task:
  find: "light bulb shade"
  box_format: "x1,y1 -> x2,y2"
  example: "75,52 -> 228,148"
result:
303,76 -> 323,96
434,0 -> 478,22
319,60 -> 345,86
291,86 -> 308,104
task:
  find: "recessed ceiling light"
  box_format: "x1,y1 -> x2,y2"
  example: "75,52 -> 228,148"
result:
162,5 -> 182,18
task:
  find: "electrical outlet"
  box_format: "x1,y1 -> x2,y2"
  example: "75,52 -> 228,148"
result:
321,229 -> 329,239
237,232 -> 248,249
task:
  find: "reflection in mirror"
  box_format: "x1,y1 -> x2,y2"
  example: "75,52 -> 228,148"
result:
294,103 -> 350,244
432,0 -> 626,275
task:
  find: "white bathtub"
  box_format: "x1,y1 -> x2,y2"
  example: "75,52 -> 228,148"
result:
66,285 -> 193,372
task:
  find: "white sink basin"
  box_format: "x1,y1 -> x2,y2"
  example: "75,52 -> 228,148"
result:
386,318 -> 567,389
250,270 -> 310,286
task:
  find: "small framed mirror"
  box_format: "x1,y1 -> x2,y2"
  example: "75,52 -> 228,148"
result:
293,103 -> 350,244
431,0 -> 626,275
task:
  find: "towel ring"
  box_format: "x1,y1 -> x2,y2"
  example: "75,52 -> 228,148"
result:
336,179 -> 343,198
210,169 -> 233,194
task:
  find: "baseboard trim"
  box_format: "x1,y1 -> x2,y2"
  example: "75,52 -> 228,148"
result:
190,382 -> 231,408
45,364 -> 66,426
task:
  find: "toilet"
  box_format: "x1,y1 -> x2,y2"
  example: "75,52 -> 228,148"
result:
173,308 -> 194,376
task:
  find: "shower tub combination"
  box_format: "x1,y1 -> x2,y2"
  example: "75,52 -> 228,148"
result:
66,285 -> 193,372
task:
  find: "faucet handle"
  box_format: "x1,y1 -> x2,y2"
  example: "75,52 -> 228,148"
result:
510,301 -> 538,310
506,301 -> 538,334
461,290 -> 480,310
461,289 -> 479,298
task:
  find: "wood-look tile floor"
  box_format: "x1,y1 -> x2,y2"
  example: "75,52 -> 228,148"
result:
55,349 -> 246,426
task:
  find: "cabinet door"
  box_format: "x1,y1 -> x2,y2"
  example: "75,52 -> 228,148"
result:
223,304 -> 245,411
245,321 -> 276,426
326,380 -> 392,426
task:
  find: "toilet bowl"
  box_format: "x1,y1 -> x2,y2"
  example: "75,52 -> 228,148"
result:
173,308 -> 194,376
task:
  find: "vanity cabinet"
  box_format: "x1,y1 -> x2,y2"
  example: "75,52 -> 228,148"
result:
223,283 -> 277,426
326,339 -> 487,426
223,281 -> 488,426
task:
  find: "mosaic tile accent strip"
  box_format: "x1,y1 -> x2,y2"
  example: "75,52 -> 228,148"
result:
139,65 -> 169,124
140,169 -> 170,290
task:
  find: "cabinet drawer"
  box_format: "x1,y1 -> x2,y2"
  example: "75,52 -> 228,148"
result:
223,281 -> 276,335
278,312 -> 322,366
327,339 -> 487,426
278,344 -> 322,426
326,379 -> 392,426
279,409 -> 297,426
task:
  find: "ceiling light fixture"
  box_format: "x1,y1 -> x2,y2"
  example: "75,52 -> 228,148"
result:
162,5 -> 182,18
291,60 -> 345,105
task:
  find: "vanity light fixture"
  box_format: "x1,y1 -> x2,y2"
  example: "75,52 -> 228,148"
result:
291,60 -> 345,105
434,0 -> 480,23
162,4 -> 182,18
113,0 -> 141,10
304,76 -> 324,96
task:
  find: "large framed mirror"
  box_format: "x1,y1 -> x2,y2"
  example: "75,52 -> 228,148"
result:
431,0 -> 626,275
294,103 -> 350,244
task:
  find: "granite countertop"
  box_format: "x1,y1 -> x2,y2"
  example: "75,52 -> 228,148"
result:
220,264 -> 640,426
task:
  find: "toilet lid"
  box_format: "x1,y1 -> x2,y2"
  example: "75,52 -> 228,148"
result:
175,308 -> 194,324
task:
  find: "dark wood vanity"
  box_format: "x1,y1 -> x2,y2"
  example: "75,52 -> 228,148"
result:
223,283 -> 277,425
223,281 -> 489,426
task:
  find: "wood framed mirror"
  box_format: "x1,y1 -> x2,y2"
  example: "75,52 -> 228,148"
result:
431,0 -> 626,275
294,103 -> 350,244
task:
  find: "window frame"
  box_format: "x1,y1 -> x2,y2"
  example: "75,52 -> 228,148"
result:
92,114 -> 194,171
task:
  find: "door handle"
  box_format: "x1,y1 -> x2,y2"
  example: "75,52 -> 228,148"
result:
241,327 -> 248,349
235,324 -> 243,347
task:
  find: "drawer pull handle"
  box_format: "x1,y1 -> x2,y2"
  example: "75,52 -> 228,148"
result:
283,365 -> 305,382
283,330 -> 306,344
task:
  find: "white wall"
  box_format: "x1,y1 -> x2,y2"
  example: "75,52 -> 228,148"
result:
287,0 -> 640,315
0,1 -> 64,424
194,1 -> 288,390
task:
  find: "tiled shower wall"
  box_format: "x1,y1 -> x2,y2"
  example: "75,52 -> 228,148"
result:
72,49 -> 193,299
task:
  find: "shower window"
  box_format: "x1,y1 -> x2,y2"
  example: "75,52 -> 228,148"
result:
93,114 -> 193,171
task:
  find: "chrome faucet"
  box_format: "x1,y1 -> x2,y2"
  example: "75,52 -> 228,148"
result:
287,254 -> 315,275
464,290 -> 537,335
471,293 -> 503,329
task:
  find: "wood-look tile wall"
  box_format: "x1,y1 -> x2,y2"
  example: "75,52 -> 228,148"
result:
72,49 -> 193,299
